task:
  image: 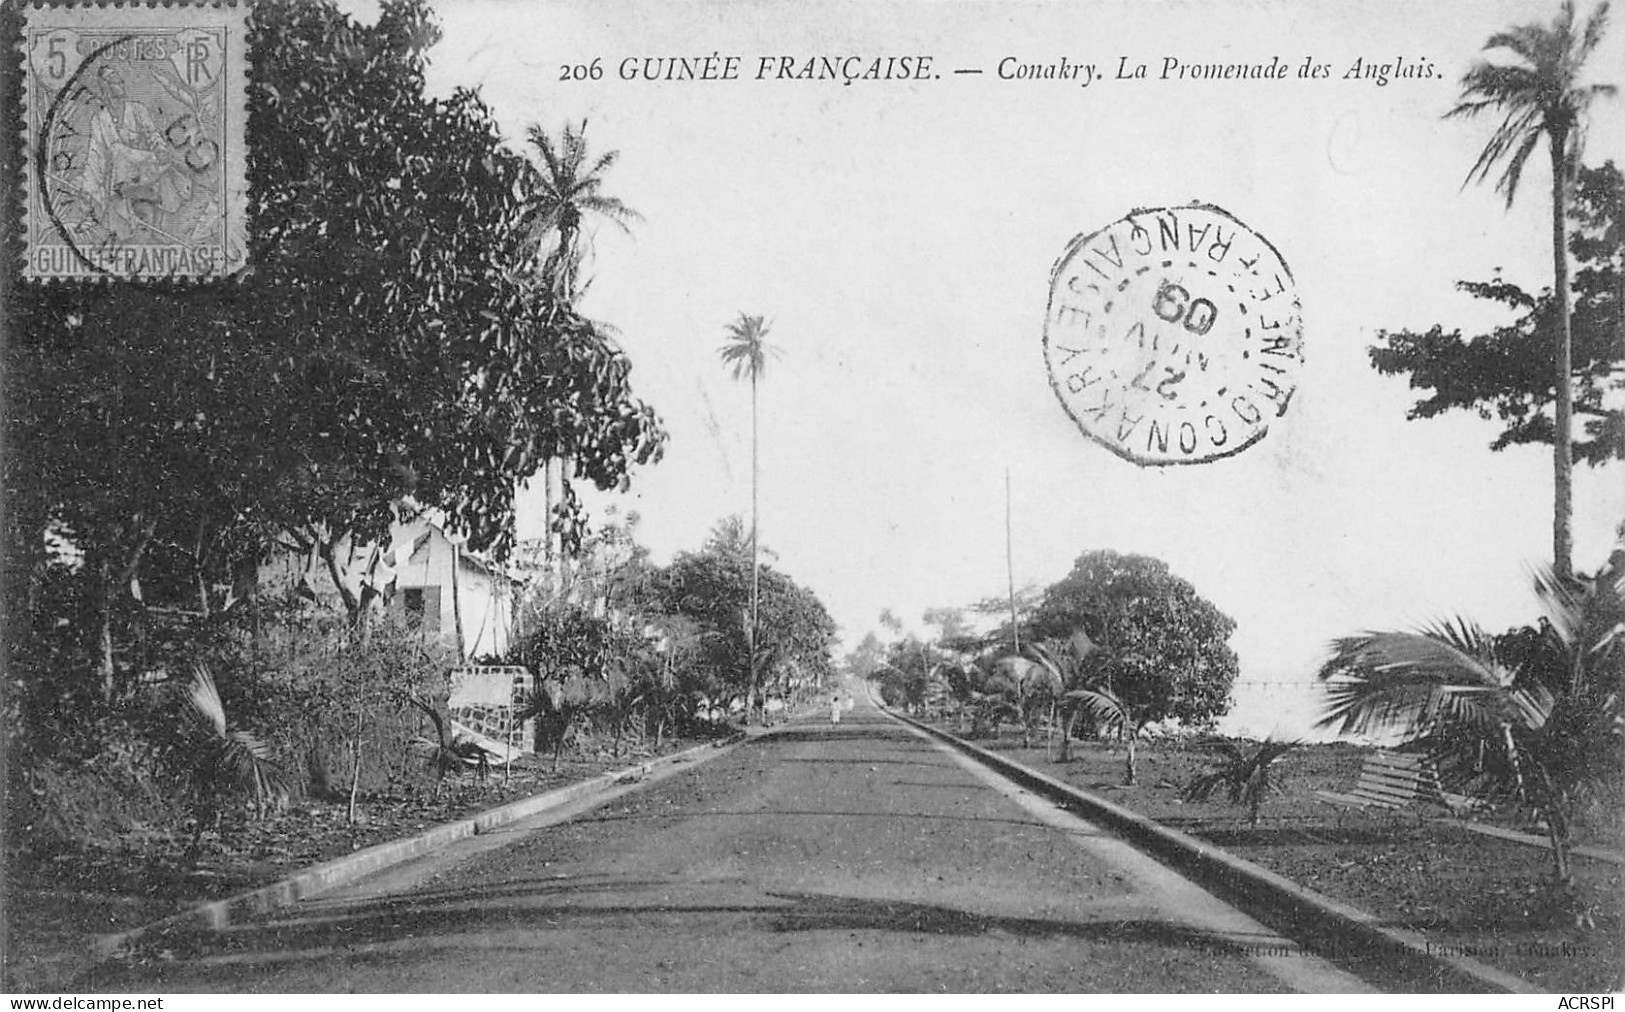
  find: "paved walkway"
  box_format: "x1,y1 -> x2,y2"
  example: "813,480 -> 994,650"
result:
1441,819 -> 1624,865
88,695 -> 1375,992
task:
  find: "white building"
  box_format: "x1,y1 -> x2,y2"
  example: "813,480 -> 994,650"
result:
261,513 -> 517,661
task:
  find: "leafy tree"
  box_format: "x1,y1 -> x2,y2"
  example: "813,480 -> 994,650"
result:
842,631 -> 888,680
569,507 -> 658,617
1316,560 -> 1623,919
959,665 -> 1021,739
878,636 -> 945,714
967,583 -> 1044,654
703,513 -> 774,563
3,0 -> 666,703
922,606 -> 974,645
656,532 -> 836,720
717,314 -> 783,720
1371,161 -> 1623,466
643,613 -> 707,744
247,603 -> 451,812
1444,0 -> 1617,579
1028,550 -> 1239,731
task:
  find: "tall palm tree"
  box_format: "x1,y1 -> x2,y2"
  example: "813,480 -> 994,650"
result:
1446,0 -> 1616,581
521,120 -> 642,583
521,119 -> 642,302
718,313 -> 780,722
1315,561 -> 1623,898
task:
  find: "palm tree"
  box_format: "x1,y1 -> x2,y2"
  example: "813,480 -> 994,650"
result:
1025,631 -> 1108,761
1019,642 -> 1077,758
1315,561 -> 1623,903
1446,0 -> 1616,581
178,662 -> 285,853
522,121 -> 642,584
1067,682 -> 1152,786
1185,740 -> 1299,827
513,668 -> 600,770
521,119 -> 642,302
718,313 -> 781,722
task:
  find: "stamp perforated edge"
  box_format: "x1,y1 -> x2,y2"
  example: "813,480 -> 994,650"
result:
15,0 -> 250,284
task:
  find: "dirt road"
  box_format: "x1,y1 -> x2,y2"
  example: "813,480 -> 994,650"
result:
88,695 -> 1375,992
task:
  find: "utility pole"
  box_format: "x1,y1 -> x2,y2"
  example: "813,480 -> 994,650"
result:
1006,468 -> 1020,655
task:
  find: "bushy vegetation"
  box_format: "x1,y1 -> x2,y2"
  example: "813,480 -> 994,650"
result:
501,512 -> 837,763
7,586 -> 459,853
875,550 -> 1239,770
0,0 -> 678,866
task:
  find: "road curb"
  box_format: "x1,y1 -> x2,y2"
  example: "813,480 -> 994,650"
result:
87,732 -> 749,966
884,707 -> 1537,995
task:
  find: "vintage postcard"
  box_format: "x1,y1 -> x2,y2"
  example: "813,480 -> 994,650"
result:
20,3 -> 248,280
2,0 -> 1621,998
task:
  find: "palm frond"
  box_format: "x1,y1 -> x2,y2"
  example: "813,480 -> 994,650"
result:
182,663 -> 285,810
1314,622 -> 1525,738
1064,686 -> 1131,738
1184,739 -> 1298,809
1446,1 -> 1615,206
718,313 -> 780,381
577,195 -> 643,230
1578,1 -> 1612,62
1495,129 -> 1545,206
185,661 -> 228,738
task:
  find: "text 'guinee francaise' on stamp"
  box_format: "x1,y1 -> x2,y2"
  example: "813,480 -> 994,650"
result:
1043,203 -> 1303,466
21,3 -> 249,282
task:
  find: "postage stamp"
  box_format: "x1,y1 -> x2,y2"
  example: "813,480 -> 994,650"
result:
1043,203 -> 1304,466
20,3 -> 249,281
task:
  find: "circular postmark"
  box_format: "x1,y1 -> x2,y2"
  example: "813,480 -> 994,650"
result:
1042,203 -> 1303,466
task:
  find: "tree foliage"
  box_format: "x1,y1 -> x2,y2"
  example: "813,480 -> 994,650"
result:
1439,1 -> 1616,580
1184,739 -> 1299,826
1316,558 -> 1624,912
522,119 -> 642,301
1370,161 -> 1624,465
655,530 -> 837,711
1027,550 -> 1239,728
4,0 -> 665,701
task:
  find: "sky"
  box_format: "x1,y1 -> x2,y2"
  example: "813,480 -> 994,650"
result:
347,0 -> 1624,736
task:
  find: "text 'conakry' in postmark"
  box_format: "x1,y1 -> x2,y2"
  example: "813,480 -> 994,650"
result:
1043,204 -> 1303,466
21,3 -> 249,281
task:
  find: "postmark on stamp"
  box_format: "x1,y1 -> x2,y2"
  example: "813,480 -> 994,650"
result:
21,3 -> 249,281
1043,203 -> 1303,466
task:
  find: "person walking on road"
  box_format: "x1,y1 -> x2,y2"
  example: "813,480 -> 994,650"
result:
830,694 -> 842,725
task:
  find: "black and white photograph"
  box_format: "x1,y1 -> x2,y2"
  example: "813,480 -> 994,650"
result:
2,0 -> 1622,997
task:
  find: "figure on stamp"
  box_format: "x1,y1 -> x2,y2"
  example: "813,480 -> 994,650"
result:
79,64 -> 193,240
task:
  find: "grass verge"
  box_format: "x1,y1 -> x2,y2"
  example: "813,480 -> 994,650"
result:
3,735 -> 721,992
941,724 -> 1622,992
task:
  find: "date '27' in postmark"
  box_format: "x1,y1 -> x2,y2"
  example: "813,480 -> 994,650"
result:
22,3 -> 248,281
1043,204 -> 1303,466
